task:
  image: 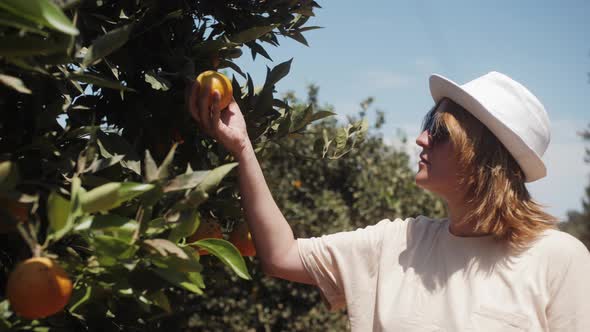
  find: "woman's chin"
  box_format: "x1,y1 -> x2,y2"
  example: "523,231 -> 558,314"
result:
415,172 -> 429,188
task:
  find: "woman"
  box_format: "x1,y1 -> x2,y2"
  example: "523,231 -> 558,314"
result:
189,71 -> 590,331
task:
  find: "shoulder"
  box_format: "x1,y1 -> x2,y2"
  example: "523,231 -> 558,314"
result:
530,228 -> 589,263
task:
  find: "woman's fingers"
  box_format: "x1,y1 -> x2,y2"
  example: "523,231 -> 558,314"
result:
210,91 -> 223,135
198,86 -> 212,136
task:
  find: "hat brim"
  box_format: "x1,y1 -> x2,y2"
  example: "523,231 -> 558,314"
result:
428,74 -> 546,183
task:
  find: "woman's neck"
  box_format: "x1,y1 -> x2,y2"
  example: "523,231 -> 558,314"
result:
446,199 -> 491,237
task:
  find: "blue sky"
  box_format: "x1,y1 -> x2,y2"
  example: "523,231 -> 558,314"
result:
234,0 -> 590,220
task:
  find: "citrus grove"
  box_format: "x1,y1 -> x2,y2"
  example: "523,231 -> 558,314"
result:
0,0 -> 362,330
0,0 -> 447,330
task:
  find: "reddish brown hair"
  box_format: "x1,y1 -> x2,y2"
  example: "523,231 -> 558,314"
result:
427,98 -> 558,249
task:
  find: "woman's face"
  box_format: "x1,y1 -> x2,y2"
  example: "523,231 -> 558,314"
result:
414,100 -> 463,199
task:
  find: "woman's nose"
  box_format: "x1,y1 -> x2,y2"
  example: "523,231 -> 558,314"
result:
415,130 -> 431,148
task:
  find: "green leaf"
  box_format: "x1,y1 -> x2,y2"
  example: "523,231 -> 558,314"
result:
163,170 -> 209,192
335,126 -> 349,153
248,41 -> 272,61
147,245 -> 202,273
68,285 -> 92,313
0,12 -> 49,36
287,31 -> 309,46
145,217 -> 168,236
83,24 -> 133,67
49,176 -> 82,242
298,26 -> 324,33
81,182 -> 154,214
0,34 -> 65,56
47,191 -> 69,234
92,235 -> 137,266
152,268 -> 203,294
84,155 -> 125,174
145,290 -> 172,313
290,104 -> 314,132
170,163 -> 236,211
310,110 -> 336,122
0,161 -> 19,191
75,214 -> 138,242
276,109 -> 292,138
157,143 -> 178,180
195,162 -> 238,194
96,131 -> 141,175
267,58 -> 293,86
0,74 -> 31,94
144,239 -> 189,259
229,25 -> 278,44
190,239 -> 251,280
144,70 -> 171,91
144,150 -> 158,182
168,210 -> 200,243
0,0 -> 79,35
146,241 -> 203,277
68,73 -> 135,92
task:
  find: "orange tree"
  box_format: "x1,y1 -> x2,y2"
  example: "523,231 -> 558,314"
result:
182,86 -> 446,331
0,0 -> 373,330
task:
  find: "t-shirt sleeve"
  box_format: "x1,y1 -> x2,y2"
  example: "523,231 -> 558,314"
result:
296,218 -> 394,311
546,235 -> 590,331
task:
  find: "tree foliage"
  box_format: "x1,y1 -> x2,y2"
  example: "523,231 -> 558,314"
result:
0,0 -> 445,330
0,0 -> 368,330
561,124 -> 590,249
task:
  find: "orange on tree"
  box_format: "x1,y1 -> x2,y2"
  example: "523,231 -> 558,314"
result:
6,257 -> 73,320
195,70 -> 233,111
187,218 -> 223,255
229,222 -> 256,257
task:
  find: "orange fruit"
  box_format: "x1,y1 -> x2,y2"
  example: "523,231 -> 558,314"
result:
229,222 -> 256,257
195,70 -> 233,111
187,218 -> 223,255
292,180 -> 302,189
6,257 -> 73,320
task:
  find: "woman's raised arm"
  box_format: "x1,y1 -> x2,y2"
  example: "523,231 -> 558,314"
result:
188,81 -> 314,285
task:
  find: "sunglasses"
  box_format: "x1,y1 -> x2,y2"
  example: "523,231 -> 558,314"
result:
421,100 -> 450,144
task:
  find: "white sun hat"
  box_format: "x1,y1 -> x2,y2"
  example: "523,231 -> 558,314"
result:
429,71 -> 551,183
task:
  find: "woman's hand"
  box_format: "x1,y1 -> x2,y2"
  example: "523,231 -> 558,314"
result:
188,80 -> 251,158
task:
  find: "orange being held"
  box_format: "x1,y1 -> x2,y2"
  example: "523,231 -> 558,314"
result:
195,71 -> 233,111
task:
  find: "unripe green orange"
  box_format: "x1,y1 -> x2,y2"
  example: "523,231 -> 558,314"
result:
195,71 -> 233,111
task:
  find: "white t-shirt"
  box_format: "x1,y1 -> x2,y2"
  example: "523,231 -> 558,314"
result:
297,216 -> 590,331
